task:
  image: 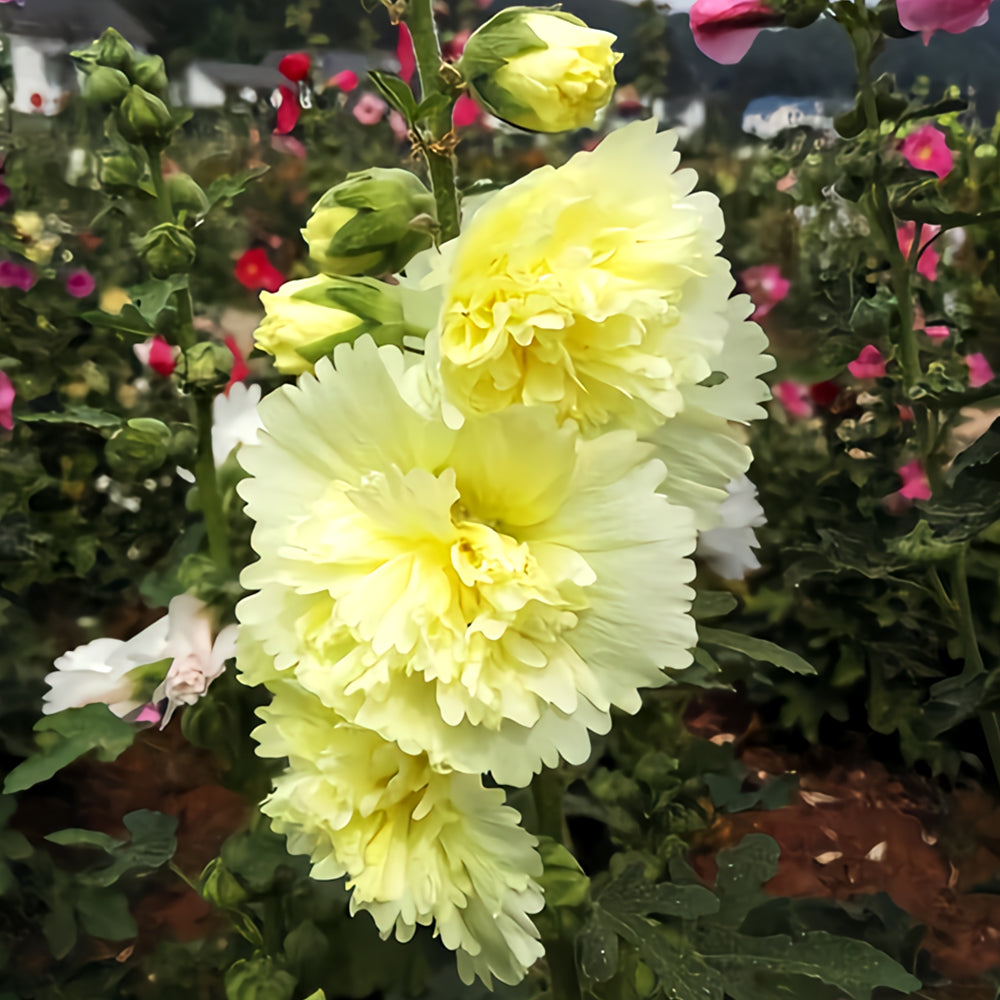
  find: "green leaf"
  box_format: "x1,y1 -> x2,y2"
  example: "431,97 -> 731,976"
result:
81,303 -> 154,337
3,705 -> 136,794
693,927 -> 922,999
74,887 -> 136,940
597,864 -> 719,920
18,407 -> 123,429
205,164 -> 270,207
713,834 -> 780,927
42,900 -> 77,959
578,911 -> 620,982
78,809 -> 178,888
127,275 -> 187,327
367,70 -> 417,122
698,627 -> 815,675
413,93 -> 452,124
46,828 -> 123,852
691,591 -> 738,621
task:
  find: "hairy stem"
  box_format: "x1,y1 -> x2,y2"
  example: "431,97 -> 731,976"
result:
407,0 -> 461,241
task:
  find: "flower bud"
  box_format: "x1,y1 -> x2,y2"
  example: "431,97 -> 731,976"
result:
82,66 -> 131,105
97,149 -> 144,192
105,418 -> 172,476
136,223 -> 196,277
178,342 -> 234,391
131,54 -> 168,97
95,27 -> 135,73
302,167 -> 437,277
116,85 -> 175,144
254,274 -> 413,375
198,858 -> 248,910
166,172 -> 210,220
224,957 -> 296,1000
458,7 -> 620,132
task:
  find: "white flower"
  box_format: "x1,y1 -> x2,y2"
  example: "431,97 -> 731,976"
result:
211,382 -> 264,466
696,474 -> 766,580
42,594 -> 236,725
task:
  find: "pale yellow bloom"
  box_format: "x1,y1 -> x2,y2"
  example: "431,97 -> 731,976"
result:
253,680 -> 545,987
462,9 -> 620,132
237,337 -> 697,786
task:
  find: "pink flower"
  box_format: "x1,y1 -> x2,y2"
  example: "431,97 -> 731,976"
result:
453,92 -> 483,128
0,370 -> 14,431
774,380 -> 813,418
965,352 -> 995,388
329,69 -> 358,92
134,335 -> 178,377
900,125 -> 954,179
740,263 -> 790,319
136,703 -> 162,725
897,0 -> 992,44
443,28 -> 471,62
847,345 -> 887,379
897,220 -> 941,281
224,333 -> 248,394
65,268 -> 95,299
924,324 -> 950,340
234,248 -> 284,293
388,109 -> 410,143
397,23 -> 416,84
0,260 -> 36,291
353,93 -> 387,126
0,183 -> 10,208
897,459 -> 932,500
689,0 -> 783,64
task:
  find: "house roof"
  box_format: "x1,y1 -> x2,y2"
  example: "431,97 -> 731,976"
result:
0,0 -> 153,48
188,60 -> 285,90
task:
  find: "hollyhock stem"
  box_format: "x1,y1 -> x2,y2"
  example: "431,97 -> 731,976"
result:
407,0 -> 461,241
146,140 -> 231,574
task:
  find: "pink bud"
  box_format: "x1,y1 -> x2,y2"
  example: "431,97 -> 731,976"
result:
897,459 -> 932,500
965,352 -> 995,388
847,345 -> 887,379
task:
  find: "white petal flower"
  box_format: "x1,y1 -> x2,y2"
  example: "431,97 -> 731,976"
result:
253,680 -> 545,988
237,338 -> 698,787
696,474 -> 766,580
211,382 -> 264,466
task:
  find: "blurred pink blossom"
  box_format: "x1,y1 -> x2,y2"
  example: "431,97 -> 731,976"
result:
774,381 -> 813,418
397,23 -> 416,84
0,260 -> 36,291
965,352 -> 995,387
353,93 -> 387,125
329,69 -> 358,92
847,345 -> 887,379
900,125 -> 954,178
740,264 -> 790,319
924,324 -> 950,340
689,0 -> 782,64
388,110 -> 410,143
0,183 -> 10,208
0,370 -> 14,430
897,460 -> 932,500
65,268 -> 95,298
897,220 -> 941,281
134,335 -> 178,377
453,93 -> 483,128
897,0 -> 992,44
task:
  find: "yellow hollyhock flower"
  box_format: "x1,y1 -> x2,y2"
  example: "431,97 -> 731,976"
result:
254,680 -> 545,987
237,337 -> 697,786
414,118 -> 773,529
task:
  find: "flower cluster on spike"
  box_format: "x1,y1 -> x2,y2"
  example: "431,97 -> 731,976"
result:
235,7 -> 774,988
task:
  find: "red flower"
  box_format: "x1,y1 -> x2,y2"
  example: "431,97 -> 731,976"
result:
224,334 -> 249,394
234,248 -> 284,293
397,23 -> 416,85
275,85 -> 301,134
279,52 -> 311,84
453,93 -> 483,128
329,69 -> 359,92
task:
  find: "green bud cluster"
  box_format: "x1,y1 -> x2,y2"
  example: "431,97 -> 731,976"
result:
72,28 -> 175,143
134,222 -> 197,277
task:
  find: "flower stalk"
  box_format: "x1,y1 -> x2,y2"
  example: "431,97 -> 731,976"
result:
406,0 -> 461,241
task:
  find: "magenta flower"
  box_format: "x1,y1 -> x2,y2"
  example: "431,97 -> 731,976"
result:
134,335 -> 178,377
0,260 -> 36,291
0,183 -> 10,208
329,69 -> 358,92
352,93 -> 387,126
924,324 -> 950,340
897,460 -> 932,501
897,221 -> 941,281
452,93 -> 483,129
897,0 -> 992,44
774,380 -> 813,418
965,352 -> 995,388
65,268 -> 96,299
847,345 -> 887,379
0,370 -> 14,431
689,0 -> 783,64
900,125 -> 954,179
740,263 -> 790,319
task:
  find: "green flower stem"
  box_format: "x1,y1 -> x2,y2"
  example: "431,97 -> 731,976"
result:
950,547 -> 1000,785
847,6 -> 928,454
533,769 -> 581,1000
146,138 -> 231,575
406,0 -> 461,242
